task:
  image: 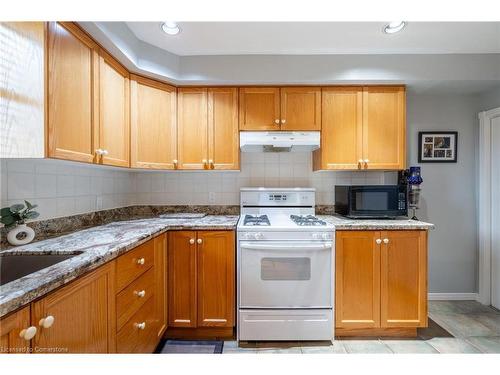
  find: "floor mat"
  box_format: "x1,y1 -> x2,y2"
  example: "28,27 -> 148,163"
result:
155,340 -> 224,354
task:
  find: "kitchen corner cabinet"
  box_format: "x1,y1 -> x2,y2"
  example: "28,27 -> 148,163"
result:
130,75 -> 177,169
0,306 -> 32,354
97,50 -> 130,167
335,230 -> 427,337
177,88 -> 239,170
47,22 -> 99,163
239,87 -> 320,131
313,86 -> 406,171
168,231 -> 235,333
31,262 -> 116,353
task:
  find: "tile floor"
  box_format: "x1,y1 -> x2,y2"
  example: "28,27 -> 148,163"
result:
223,301 -> 500,354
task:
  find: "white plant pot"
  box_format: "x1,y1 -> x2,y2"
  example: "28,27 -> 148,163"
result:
7,224 -> 35,246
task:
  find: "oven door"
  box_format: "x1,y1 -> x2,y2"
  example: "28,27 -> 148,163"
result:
239,241 -> 332,308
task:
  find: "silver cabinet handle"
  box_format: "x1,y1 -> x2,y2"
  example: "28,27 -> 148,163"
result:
383,238 -> 389,244
189,238 -> 195,244
281,119 -> 286,124
197,238 -> 202,244
274,119 -> 280,124
95,149 -> 103,155
136,258 -> 145,265
134,322 -> 146,330
134,290 -> 146,298
19,326 -> 37,340
376,239 -> 382,244
102,149 -> 109,156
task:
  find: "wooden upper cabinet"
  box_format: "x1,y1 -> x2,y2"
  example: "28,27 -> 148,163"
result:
0,306 -> 31,354
280,87 -> 321,130
362,86 -> 406,170
168,231 -> 197,328
47,22 -> 99,163
313,87 -> 363,170
130,75 -> 177,169
177,88 -> 208,169
239,87 -> 280,130
197,231 -> 235,327
380,230 -> 427,328
208,88 -> 239,170
31,262 -> 116,353
335,231 -> 381,329
98,51 -> 130,167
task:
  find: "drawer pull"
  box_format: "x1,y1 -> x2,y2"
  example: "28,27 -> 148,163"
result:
197,238 -> 202,244
136,258 -> 145,265
383,238 -> 390,244
19,326 -> 37,340
134,290 -> 146,298
189,238 -> 195,244
39,315 -> 55,329
134,322 -> 146,330
376,239 -> 382,244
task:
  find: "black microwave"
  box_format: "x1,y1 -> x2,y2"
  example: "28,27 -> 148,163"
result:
334,185 -> 408,219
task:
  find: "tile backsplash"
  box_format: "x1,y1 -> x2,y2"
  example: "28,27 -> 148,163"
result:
1,153 -> 397,220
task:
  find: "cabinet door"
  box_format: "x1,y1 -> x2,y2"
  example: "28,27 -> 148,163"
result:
154,233 -> 168,337
239,87 -> 280,130
208,88 -> 239,170
0,306 -> 32,354
177,88 -> 208,169
313,87 -> 363,170
280,87 -> 321,130
362,86 -> 406,170
168,231 -> 197,327
47,22 -> 99,163
197,231 -> 235,327
380,231 -> 427,328
335,231 -> 381,329
98,51 -> 130,167
31,262 -> 116,353
130,75 -> 177,169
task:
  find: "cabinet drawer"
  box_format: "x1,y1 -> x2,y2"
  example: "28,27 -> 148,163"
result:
116,240 -> 154,291
116,267 -> 155,330
116,298 -> 158,353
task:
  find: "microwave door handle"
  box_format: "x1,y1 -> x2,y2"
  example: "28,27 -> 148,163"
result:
240,243 -> 332,251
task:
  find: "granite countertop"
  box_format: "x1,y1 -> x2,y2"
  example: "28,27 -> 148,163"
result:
321,214 -> 435,230
0,215 -> 238,318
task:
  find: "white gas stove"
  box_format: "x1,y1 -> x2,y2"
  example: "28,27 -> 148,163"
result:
237,188 -> 334,342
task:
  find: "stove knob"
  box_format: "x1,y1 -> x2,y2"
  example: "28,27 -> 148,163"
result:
312,233 -> 320,240
322,233 -> 331,240
255,232 -> 264,240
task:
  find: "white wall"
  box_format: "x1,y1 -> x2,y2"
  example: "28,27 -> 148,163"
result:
407,92 -> 479,294
0,159 -> 135,220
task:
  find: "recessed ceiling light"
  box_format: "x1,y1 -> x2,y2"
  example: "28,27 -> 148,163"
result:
161,21 -> 180,35
383,21 -> 406,34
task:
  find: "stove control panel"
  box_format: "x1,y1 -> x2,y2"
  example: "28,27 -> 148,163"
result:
240,232 -> 265,240
312,233 -> 332,240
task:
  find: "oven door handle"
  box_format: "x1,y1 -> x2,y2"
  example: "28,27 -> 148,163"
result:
240,242 -> 332,251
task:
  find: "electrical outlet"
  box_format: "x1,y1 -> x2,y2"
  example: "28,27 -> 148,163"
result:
208,192 -> 216,204
96,196 -> 103,210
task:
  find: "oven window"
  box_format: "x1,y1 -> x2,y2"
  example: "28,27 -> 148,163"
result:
261,257 -> 311,280
355,191 -> 389,211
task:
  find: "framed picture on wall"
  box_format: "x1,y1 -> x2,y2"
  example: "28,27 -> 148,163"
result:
418,131 -> 458,163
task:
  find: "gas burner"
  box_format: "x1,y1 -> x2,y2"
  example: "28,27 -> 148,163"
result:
243,214 -> 270,226
290,215 -> 327,226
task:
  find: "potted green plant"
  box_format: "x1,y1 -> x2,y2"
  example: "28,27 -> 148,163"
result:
1,200 -> 40,245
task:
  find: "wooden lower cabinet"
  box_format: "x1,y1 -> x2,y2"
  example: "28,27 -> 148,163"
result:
31,262 -> 116,353
0,306 -> 32,354
168,231 -> 235,337
335,230 -> 428,337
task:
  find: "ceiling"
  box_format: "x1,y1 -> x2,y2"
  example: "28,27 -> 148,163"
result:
125,22 -> 500,56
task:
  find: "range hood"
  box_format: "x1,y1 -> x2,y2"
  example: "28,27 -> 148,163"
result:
240,131 -> 320,152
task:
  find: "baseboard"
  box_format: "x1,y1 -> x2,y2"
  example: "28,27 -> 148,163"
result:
428,293 -> 479,301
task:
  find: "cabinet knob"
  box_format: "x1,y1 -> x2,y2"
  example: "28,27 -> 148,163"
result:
281,119 -> 286,124
134,290 -> 146,298
39,315 -> 55,329
134,322 -> 146,330
189,238 -> 195,244
197,238 -> 202,244
376,239 -> 382,244
102,149 -> 109,156
95,149 -> 103,155
19,326 -> 37,340
136,257 -> 145,265
383,238 -> 389,244
173,159 -> 178,167
274,119 -> 280,124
